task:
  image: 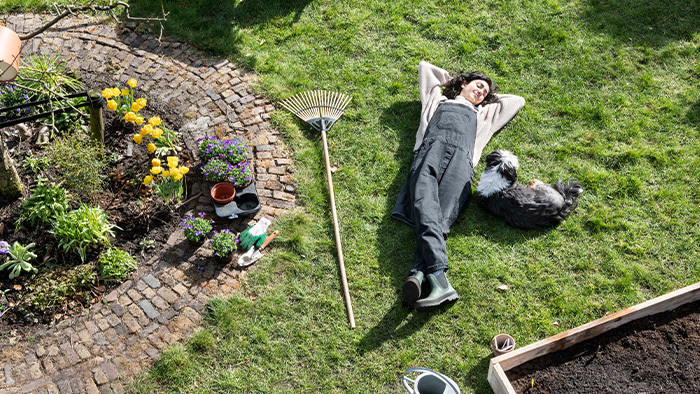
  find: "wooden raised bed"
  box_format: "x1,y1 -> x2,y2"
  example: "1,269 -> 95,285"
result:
488,282 -> 700,394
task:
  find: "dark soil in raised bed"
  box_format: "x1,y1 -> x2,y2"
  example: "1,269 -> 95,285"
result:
508,298 -> 700,393
0,71 -> 204,338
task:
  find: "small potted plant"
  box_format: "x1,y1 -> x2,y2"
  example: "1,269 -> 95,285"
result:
209,229 -> 237,261
182,212 -> 214,245
201,158 -> 234,184
197,136 -> 225,161
230,160 -> 254,189
221,140 -> 248,164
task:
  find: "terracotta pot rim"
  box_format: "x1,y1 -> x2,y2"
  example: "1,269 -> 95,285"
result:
211,182 -> 236,204
0,25 -> 22,82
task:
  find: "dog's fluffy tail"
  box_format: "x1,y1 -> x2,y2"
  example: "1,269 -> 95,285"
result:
555,180 -> 583,219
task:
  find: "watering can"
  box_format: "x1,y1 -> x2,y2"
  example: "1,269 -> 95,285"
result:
401,367 -> 461,394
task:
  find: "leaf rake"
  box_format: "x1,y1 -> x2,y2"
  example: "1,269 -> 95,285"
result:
279,90 -> 355,328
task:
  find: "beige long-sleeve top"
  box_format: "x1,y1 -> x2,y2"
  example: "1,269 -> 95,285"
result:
414,61 -> 526,167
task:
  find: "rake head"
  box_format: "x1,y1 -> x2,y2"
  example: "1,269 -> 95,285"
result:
279,90 -> 352,132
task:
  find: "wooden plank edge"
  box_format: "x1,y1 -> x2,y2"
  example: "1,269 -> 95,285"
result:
491,281 -> 700,373
488,359 -> 517,394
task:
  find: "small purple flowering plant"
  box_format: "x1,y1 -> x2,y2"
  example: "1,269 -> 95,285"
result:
209,229 -> 237,257
201,158 -> 237,183
182,212 -> 214,242
0,241 -> 9,254
229,161 -> 253,188
0,289 -> 8,318
197,137 -> 248,164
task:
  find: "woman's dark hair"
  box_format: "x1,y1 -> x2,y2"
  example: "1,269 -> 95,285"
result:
442,71 -> 499,105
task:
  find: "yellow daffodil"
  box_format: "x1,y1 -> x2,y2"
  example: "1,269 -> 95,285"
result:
131,102 -> 141,112
151,158 -> 161,167
121,88 -> 129,97
142,124 -> 154,133
134,116 -> 144,126
124,112 -> 137,122
150,166 -> 163,175
162,170 -> 170,178
172,169 -> 183,181
148,116 -> 162,127
128,78 -> 137,88
143,175 -> 153,185
136,98 -> 147,107
133,134 -> 143,144
101,88 -> 113,99
106,100 -> 117,111
167,156 -> 178,168
180,166 -> 189,175
152,128 -> 163,138
147,143 -> 156,153
111,88 -> 121,97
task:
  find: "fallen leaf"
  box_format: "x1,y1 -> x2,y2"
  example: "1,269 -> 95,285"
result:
497,285 -> 511,291
330,166 -> 338,173
553,321 -> 559,326
13,284 -> 22,291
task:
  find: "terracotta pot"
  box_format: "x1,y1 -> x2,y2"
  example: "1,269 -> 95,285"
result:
491,334 -> 516,356
0,26 -> 22,82
210,182 -> 236,204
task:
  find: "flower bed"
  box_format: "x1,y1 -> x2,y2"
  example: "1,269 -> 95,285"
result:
0,66 -> 206,332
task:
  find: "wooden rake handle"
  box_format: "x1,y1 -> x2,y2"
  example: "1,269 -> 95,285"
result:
321,127 -> 356,329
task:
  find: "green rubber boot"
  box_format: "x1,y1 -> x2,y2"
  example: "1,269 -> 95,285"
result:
402,271 -> 425,304
414,272 -> 458,309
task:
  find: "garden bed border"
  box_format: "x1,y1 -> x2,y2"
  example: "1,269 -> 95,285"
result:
487,281 -> 700,394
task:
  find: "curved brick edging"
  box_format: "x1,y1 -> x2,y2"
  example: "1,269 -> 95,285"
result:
0,14 -> 296,393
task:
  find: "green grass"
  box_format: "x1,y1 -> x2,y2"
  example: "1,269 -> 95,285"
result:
6,0 -> 700,392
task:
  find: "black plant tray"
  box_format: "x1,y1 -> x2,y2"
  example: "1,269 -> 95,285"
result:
208,180 -> 261,219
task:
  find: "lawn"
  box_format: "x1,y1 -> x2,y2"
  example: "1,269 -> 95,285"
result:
4,0 -> 700,392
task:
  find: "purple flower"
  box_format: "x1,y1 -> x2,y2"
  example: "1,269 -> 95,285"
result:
0,241 -> 9,254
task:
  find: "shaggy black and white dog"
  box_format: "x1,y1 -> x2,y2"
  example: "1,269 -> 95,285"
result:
475,149 -> 583,229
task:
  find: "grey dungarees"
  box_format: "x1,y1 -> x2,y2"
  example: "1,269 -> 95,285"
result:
391,102 -> 477,275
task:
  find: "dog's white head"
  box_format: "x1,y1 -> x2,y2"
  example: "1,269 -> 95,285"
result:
476,149 -> 519,197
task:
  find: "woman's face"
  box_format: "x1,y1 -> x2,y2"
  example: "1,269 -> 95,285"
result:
460,79 -> 490,105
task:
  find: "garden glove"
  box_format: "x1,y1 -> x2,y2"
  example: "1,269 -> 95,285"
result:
238,218 -> 271,251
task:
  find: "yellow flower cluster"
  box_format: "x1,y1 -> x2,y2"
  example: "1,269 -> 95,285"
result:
132,116 -> 166,145
143,156 -> 189,184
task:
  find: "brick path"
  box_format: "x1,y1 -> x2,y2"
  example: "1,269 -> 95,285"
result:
1,14 -> 296,393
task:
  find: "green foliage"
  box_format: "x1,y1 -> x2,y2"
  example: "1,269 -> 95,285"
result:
46,132 -> 106,196
50,205 -> 119,262
0,289 -> 9,317
0,242 -> 38,280
209,230 -> 237,257
22,153 -> 50,174
97,248 -> 137,281
17,181 -> 71,229
153,176 -> 184,206
0,84 -> 34,119
24,264 -> 96,310
153,124 -> 179,157
18,54 -> 83,95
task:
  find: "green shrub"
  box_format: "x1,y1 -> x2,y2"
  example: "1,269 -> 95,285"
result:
50,205 -> 119,262
0,242 -> 38,280
98,248 -> 137,280
17,181 -> 71,229
209,229 -> 237,257
24,264 -> 96,310
46,133 -> 106,196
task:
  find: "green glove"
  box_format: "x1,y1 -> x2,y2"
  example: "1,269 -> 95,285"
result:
239,231 -> 265,251
238,219 -> 271,251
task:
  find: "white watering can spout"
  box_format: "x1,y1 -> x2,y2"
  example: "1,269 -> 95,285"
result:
401,367 -> 461,394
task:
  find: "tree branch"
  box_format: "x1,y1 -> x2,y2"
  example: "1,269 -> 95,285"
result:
18,0 -> 168,41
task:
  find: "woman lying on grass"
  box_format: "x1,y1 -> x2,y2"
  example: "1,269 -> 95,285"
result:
392,61 -> 525,309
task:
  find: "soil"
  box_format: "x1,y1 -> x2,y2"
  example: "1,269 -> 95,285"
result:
508,299 -> 700,393
0,72 -> 203,337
